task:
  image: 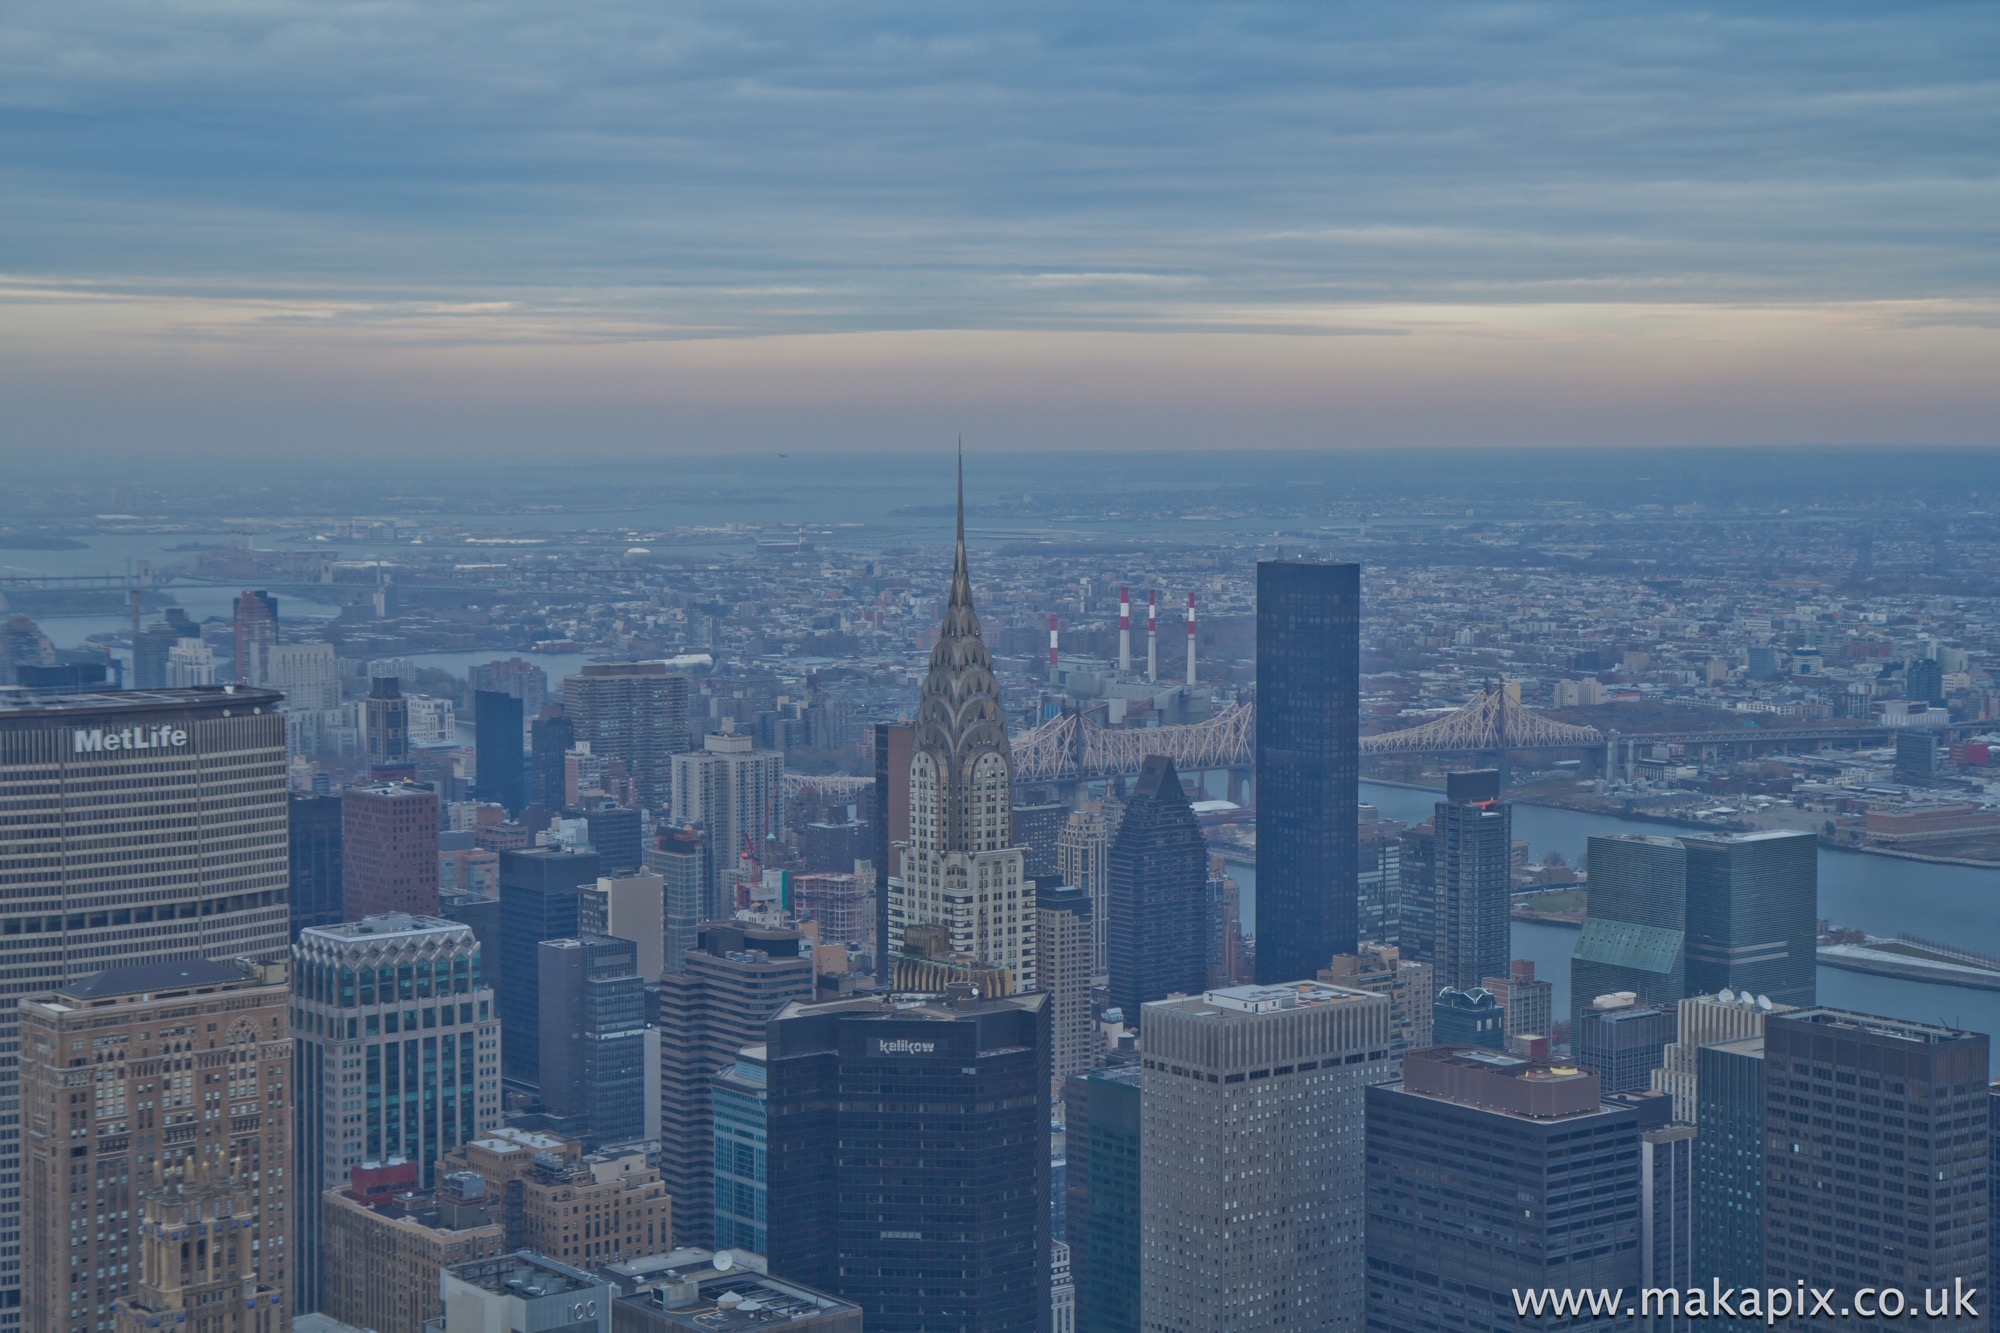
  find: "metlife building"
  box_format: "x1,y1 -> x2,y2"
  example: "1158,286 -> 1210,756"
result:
765,989 -> 1051,1333
0,687 -> 291,1326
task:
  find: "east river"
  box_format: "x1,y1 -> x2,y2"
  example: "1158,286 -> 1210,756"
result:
1226,781 -> 2000,1069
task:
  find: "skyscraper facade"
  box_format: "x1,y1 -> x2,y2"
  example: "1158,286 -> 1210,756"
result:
1142,982 -> 1389,1333
1483,958 -> 1554,1042
1254,559 -> 1360,983
1431,769 -> 1512,992
1638,1113 -> 1698,1333
1760,1010 -> 1988,1328
1575,996 -> 1677,1093
671,725 -> 785,916
342,780 -> 441,918
1036,884 -> 1097,1081
289,789 -> 346,940
538,934 -> 648,1147
1682,831 -> 1817,1008
872,719 -> 912,981
888,475 -> 1036,987
1652,990 -> 1788,1123
1356,820 -> 1402,946
0,688 -> 290,1329
655,922 -> 815,1246
363,673 -> 410,769
563,661 -> 690,812
584,804 -> 644,874
469,656 -> 548,729
766,991 -> 1051,1333
1572,834 -> 1689,1031
711,1045 -> 769,1257
1395,819 -> 1437,964
1695,1037 -> 1767,1326
473,687 -> 526,813
577,872 -> 667,981
22,960 -> 291,1333
1320,944 -> 1434,1056
531,707 -> 575,811
232,589 -> 278,685
1055,802 -> 1116,975
646,827 -> 707,973
267,640 -> 340,710
1065,1066 -> 1142,1333
291,914 -> 499,1311
1366,1047 -> 1641,1333
1106,755 -> 1207,1027
1573,830 -> 1817,1033
131,616 -> 198,689
496,847 -> 601,1086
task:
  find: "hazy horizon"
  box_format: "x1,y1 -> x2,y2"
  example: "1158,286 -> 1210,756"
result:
4,1 -> 1997,457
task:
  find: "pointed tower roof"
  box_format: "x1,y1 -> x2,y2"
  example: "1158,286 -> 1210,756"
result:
913,444 -> 1012,847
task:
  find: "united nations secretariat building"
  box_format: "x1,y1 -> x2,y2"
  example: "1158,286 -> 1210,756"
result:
0,686 -> 291,1325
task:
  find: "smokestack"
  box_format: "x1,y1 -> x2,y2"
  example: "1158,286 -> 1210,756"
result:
1186,592 -> 1197,686
1049,613 -> 1060,685
1118,587 -> 1131,675
1147,590 -> 1158,683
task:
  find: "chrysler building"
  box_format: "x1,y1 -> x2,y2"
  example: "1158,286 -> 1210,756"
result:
888,452 -> 1035,988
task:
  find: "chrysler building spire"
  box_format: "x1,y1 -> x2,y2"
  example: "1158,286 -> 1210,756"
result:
890,446 -> 1033,984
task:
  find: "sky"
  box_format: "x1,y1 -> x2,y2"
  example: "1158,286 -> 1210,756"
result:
2,1 -> 1997,458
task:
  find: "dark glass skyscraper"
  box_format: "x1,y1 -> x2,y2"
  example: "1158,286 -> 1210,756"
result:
766,991 -> 1050,1333
538,933 -> 647,1147
1107,754 -> 1207,1026
1682,831 -> 1816,1008
1432,768 -> 1511,991
496,846 -> 601,1086
473,687 -> 526,813
531,707 -> 574,811
288,790 -> 346,940
1695,1037 -> 1765,1330
1573,829 -> 1816,1032
1571,834 -> 1688,1031
1066,1066 -> 1141,1333
1255,559 -> 1359,982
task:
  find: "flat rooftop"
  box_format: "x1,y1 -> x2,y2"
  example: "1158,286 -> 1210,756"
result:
449,1252 -> 602,1299
0,686 -> 283,718
1776,1007 -> 1983,1047
55,958 -> 257,1002
1152,981 -> 1378,1017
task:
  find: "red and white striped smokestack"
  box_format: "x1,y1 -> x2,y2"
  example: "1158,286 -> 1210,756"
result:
1186,591 -> 1197,686
1146,590 -> 1157,683
1049,612 -> 1060,684
1118,587 -> 1131,675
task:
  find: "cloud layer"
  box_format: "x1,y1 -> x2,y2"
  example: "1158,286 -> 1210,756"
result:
1,1 -> 1996,453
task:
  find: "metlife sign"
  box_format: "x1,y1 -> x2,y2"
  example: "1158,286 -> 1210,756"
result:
73,725 -> 190,753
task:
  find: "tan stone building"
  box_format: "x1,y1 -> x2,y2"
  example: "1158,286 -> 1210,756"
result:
439,1126 -> 670,1265
319,1161 -> 506,1333
21,959 -> 291,1333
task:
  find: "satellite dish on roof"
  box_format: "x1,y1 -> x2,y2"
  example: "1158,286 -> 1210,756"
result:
714,1250 -> 734,1272
1757,995 -> 1773,1011
1717,988 -> 1736,1004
